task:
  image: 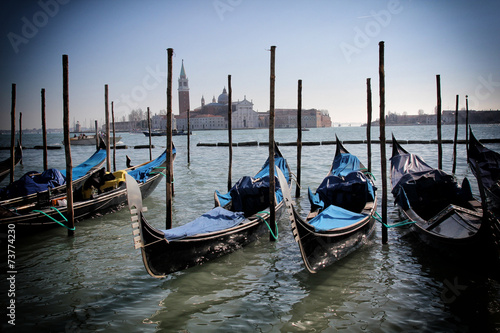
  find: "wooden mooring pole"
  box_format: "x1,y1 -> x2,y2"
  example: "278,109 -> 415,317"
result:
366,78 -> 372,173
165,48 -> 174,230
227,74 -> 233,192
95,120 -> 98,150
436,75 -> 442,170
465,95 -> 469,149
19,112 -> 22,164
296,79 -> 302,198
269,45 -> 277,241
147,107 -> 152,161
41,88 -> 48,171
105,84 -> 110,172
10,83 -> 16,184
62,54 -> 75,236
379,42 -> 388,245
452,94 -> 459,176
187,108 -> 190,164
112,101 -> 116,172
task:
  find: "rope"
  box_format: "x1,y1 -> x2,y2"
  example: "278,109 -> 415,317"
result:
373,211 -> 417,228
256,210 -> 278,240
150,167 -> 173,182
32,207 -> 76,231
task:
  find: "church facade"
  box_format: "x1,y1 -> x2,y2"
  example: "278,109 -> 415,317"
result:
175,63 -> 331,130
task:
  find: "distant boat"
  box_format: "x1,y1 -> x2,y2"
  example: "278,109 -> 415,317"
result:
143,129 -> 191,137
65,134 -> 121,146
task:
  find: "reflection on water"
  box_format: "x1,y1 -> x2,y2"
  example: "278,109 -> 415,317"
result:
0,125 -> 499,332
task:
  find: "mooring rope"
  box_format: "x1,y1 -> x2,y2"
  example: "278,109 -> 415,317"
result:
256,210 -> 278,240
373,211 -> 417,228
32,207 -> 75,231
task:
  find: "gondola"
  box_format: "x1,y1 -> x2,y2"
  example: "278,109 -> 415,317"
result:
390,135 -> 485,257
0,148 -> 173,234
467,129 -> 500,261
279,137 -> 377,273
0,140 -> 22,183
0,140 -> 107,207
126,144 -> 290,278
467,129 -> 500,214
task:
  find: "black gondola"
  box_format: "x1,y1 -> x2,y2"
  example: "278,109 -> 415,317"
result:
467,129 -> 500,261
467,129 -> 500,214
126,145 -> 291,278
278,137 -> 377,273
0,140 -> 22,183
0,139 -> 107,207
390,135 -> 485,257
0,148 -> 173,234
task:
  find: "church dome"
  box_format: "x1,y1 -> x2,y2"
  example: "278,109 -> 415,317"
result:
217,87 -> 228,104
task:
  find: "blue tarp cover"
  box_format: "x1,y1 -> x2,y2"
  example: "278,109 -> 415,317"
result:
331,153 -> 362,177
215,153 -> 289,215
309,204 -> 367,232
161,207 -> 245,241
0,169 -> 66,199
128,148 -> 172,183
60,149 -> 107,180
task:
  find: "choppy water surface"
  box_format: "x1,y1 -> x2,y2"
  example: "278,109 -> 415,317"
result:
1,125 -> 499,332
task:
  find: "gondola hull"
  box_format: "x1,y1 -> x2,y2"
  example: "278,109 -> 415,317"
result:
0,172 -> 164,233
390,135 -> 486,258
136,203 -> 284,277
127,144 -> 290,278
278,137 -> 378,273
290,201 -> 376,273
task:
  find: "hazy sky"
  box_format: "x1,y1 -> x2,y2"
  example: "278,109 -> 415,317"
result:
1,0 -> 499,130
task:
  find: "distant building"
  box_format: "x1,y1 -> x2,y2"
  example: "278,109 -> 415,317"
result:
260,109 -> 332,128
174,62 -> 331,130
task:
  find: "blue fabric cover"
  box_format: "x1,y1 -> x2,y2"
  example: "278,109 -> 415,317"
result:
331,153 -> 362,177
309,204 -> 367,232
0,169 -> 66,199
215,153 -> 289,216
161,207 -> 245,240
309,152 -> 375,213
128,148 -> 173,183
60,149 -> 106,180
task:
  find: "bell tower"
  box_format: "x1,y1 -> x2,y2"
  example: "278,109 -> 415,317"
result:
178,60 -> 190,116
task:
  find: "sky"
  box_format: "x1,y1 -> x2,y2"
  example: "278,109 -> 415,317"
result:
1,0 -> 500,130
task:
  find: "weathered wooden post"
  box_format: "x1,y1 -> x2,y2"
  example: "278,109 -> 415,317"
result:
165,48 -> 174,230
295,79 -> 302,198
367,78 -> 372,173
269,45 -> 277,241
147,107 -> 152,160
227,74 -> 233,191
18,112 -> 22,164
105,84 -> 110,172
465,95 -> 469,149
95,120 -> 98,150
379,42 -> 388,245
436,75 -> 442,170
62,54 -> 75,236
452,95 -> 459,176
112,101 -> 116,172
10,83 -> 16,184
41,88 -> 48,171
187,108 -> 190,164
